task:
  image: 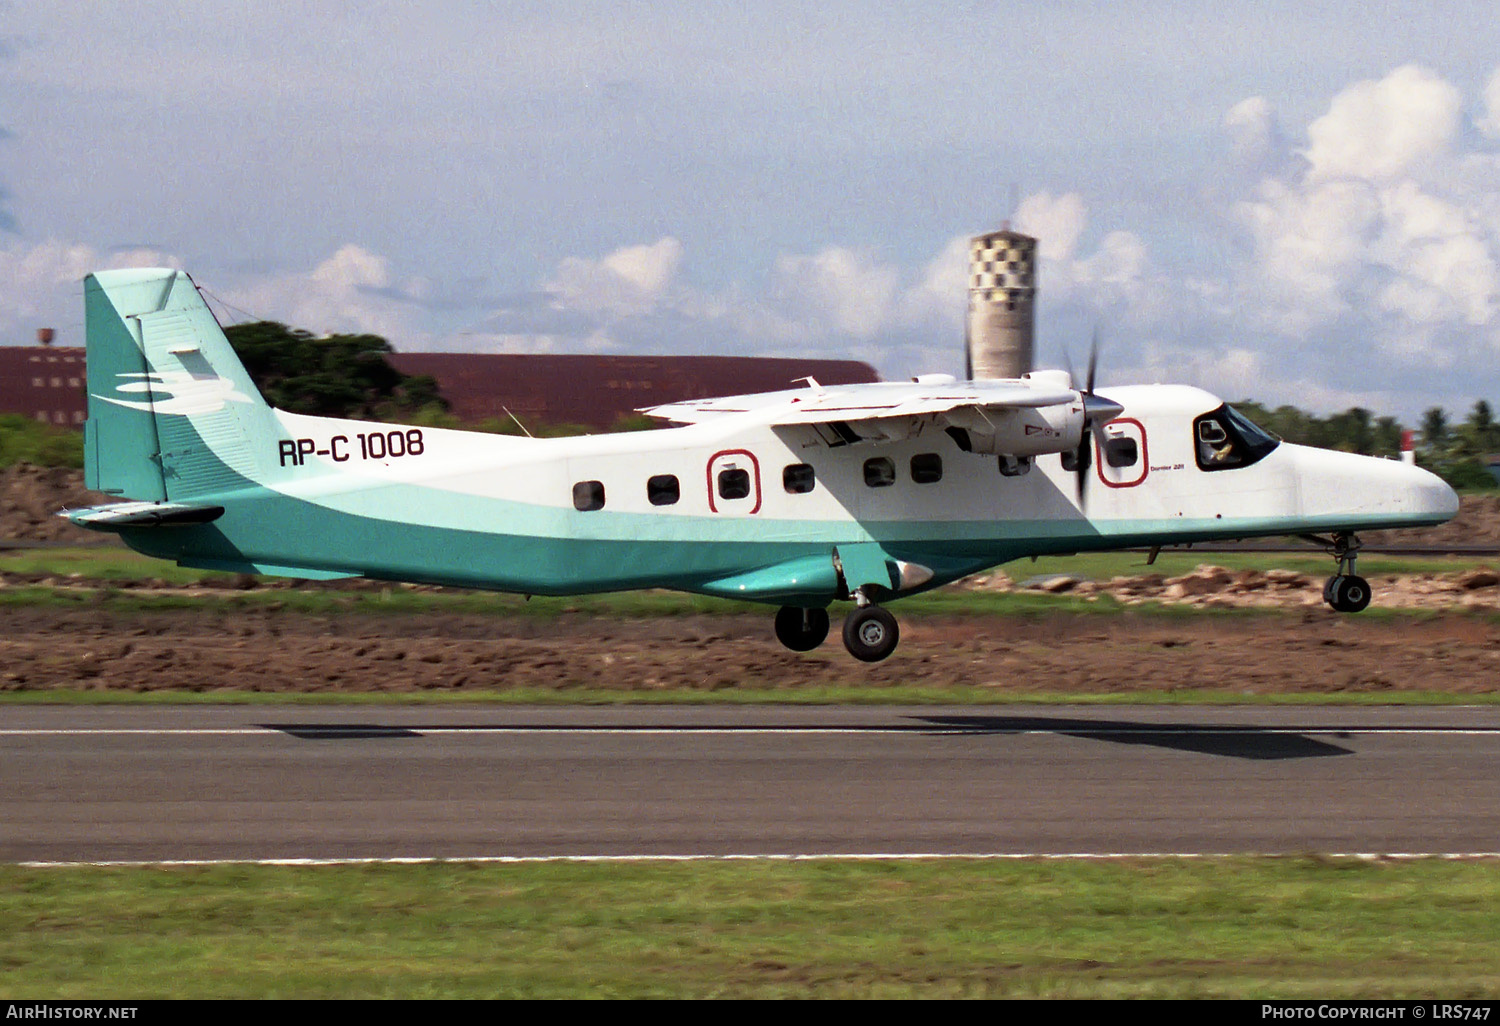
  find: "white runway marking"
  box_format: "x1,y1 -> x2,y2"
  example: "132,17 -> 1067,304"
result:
17,852 -> 1500,869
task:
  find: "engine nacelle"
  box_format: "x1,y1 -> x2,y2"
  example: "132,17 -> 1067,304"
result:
943,401 -> 1084,457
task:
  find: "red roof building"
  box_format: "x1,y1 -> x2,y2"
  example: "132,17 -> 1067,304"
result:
0,346 -> 879,430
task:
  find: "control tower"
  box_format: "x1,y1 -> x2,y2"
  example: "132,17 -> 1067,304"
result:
965,229 -> 1036,380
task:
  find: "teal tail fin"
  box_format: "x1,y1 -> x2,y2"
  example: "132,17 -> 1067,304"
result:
84,269 -> 273,501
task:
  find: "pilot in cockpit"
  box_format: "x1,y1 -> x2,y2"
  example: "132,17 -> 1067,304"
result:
1197,418 -> 1235,465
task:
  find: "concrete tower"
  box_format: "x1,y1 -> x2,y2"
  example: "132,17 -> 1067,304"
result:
966,229 -> 1036,380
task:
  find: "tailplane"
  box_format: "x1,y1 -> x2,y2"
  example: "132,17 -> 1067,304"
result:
84,269 -> 274,501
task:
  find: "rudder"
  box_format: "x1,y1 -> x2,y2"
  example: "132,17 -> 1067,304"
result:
84,269 -> 273,501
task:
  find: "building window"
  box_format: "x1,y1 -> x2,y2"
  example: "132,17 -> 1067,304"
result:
32,377 -> 43,387
718,467 -> 751,500
572,480 -> 605,511
910,453 -> 942,484
863,457 -> 896,488
647,474 -> 680,506
783,463 -> 815,494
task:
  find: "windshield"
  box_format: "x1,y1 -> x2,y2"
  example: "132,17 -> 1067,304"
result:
1193,404 -> 1280,471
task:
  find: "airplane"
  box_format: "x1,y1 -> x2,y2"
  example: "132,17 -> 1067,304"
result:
62,267 -> 1459,662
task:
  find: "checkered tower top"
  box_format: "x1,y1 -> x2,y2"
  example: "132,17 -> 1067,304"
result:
968,230 -> 1037,310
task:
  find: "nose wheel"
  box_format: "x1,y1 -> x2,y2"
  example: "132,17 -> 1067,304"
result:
1314,531 -> 1372,613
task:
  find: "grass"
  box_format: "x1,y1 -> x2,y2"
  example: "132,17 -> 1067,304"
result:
3,857 -> 1498,998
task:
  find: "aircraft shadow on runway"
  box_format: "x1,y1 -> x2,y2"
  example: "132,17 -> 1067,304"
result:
259,716 -> 1353,760
910,715 -> 1353,760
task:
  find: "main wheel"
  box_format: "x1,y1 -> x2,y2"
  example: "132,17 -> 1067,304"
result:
1323,574 -> 1342,607
842,606 -> 899,662
1330,574 -> 1372,613
774,606 -> 830,652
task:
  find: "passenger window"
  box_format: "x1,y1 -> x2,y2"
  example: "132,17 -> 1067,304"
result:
572,480 -> 605,511
1103,437 -> 1138,468
783,463 -> 815,494
718,467 -> 751,500
863,457 -> 896,487
910,453 -> 942,484
647,474 -> 679,506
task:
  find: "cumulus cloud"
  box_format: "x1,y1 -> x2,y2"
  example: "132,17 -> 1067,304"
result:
223,244 -> 433,345
0,240 -> 178,345
1477,68 -> 1500,140
1229,64 -> 1500,377
548,237 -> 683,318
1303,64 -> 1463,183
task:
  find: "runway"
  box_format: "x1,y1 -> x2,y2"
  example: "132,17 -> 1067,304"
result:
3,704 -> 1498,863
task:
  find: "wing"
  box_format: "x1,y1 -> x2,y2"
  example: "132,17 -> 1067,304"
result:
640,377 -> 1086,455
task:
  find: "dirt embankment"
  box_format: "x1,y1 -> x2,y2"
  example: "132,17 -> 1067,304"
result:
1,606 -> 1498,696
0,463 -> 111,544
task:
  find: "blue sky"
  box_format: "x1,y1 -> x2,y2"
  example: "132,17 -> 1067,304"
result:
3,2 -> 1500,420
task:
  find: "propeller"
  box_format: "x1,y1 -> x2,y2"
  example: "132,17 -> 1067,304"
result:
1065,331 -> 1124,507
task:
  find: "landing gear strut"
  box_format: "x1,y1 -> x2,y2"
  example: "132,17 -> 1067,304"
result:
774,605 -> 830,652
1318,531 -> 1371,613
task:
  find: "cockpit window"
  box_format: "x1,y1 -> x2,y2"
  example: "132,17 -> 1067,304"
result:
1193,404 -> 1280,472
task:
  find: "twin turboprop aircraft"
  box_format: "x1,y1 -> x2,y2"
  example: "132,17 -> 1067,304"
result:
65,268 -> 1459,661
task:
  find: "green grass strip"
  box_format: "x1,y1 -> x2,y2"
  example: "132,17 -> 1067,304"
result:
3,858 -> 1499,998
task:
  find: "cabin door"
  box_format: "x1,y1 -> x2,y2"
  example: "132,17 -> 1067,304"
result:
707,449 -> 762,515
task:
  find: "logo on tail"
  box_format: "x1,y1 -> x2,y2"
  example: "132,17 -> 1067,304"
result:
94,371 -> 252,416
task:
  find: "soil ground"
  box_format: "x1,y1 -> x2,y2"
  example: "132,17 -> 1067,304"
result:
3,605 -> 1498,698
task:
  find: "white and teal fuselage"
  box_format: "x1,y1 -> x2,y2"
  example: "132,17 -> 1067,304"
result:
70,269 -> 1459,608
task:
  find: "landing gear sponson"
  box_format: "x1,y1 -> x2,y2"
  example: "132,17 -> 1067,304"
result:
1303,530 -> 1372,613
776,587 -> 901,662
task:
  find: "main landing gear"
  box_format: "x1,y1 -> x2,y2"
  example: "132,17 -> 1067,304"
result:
1317,531 -> 1372,613
774,593 -> 901,662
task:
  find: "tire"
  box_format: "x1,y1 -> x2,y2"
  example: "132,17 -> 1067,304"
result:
1323,575 -> 1342,608
774,606 -> 830,652
1331,574 -> 1372,613
842,606 -> 900,662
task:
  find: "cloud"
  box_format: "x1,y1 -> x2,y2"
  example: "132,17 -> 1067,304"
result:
221,244 -> 433,345
771,246 -> 899,340
1014,191 -> 1088,262
547,237 -> 683,318
1478,68 -> 1500,140
0,240 -> 177,345
1228,65 -> 1500,369
1303,64 -> 1463,183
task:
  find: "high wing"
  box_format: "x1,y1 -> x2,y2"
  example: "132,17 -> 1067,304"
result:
640,375 -> 1087,456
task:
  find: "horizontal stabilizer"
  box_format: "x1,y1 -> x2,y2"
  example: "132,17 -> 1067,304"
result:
60,501 -> 226,530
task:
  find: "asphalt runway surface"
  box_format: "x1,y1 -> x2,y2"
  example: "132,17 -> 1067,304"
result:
3,705 -> 1499,863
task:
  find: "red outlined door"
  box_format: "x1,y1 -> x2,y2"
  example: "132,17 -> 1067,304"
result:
707,449 -> 762,514
1095,418 -> 1149,489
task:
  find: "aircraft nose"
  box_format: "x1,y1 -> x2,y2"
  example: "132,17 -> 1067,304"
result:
1410,464 -> 1460,521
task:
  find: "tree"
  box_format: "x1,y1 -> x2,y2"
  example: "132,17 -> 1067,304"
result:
224,321 -> 448,421
1420,407 -> 1449,451
1463,400 -> 1499,456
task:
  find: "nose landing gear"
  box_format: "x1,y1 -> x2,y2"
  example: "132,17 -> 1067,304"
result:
1315,531 -> 1371,613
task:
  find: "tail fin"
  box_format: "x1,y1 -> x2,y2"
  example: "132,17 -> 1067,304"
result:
84,269 -> 273,501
